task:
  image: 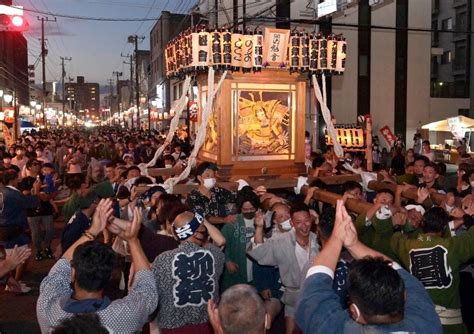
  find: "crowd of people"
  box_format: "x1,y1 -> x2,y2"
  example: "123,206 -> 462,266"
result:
0,127 -> 473,334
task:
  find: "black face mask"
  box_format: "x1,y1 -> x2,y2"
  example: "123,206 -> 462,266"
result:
242,212 -> 256,220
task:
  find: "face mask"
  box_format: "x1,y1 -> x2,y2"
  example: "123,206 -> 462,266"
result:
165,164 -> 173,169
470,181 -> 474,188
305,139 -> 310,144
203,177 -> 216,189
280,219 -> 292,231
242,211 -> 256,220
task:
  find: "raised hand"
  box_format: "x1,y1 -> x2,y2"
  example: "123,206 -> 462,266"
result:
90,198 -> 114,236
417,187 -> 430,204
5,245 -> 31,271
118,207 -> 142,241
255,210 -> 264,228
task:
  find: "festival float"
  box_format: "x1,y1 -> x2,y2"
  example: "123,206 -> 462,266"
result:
146,25 -> 348,187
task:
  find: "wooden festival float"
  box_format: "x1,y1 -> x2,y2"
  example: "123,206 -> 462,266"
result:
163,25 -> 348,181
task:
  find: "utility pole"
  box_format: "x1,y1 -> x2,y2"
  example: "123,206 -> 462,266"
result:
128,35 -> 144,129
37,16 -> 56,128
107,78 -> 114,126
122,53 -> 134,128
60,56 -> 72,128
113,71 -> 123,128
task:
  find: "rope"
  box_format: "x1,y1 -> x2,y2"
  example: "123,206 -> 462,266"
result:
312,74 -> 344,157
164,68 -> 228,193
139,75 -> 193,176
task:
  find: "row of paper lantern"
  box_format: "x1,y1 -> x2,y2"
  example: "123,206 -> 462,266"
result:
325,126 -> 365,148
165,26 -> 346,78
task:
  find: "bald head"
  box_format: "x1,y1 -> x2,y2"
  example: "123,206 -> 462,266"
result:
173,211 -> 195,229
172,211 -> 207,245
218,285 -> 266,334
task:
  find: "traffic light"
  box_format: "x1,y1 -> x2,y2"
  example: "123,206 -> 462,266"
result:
0,5 -> 28,32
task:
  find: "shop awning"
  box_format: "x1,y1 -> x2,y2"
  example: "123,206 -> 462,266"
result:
421,116 -> 474,132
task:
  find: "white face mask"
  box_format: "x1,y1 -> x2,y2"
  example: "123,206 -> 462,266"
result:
470,181 -> 474,188
165,164 -> 173,169
203,177 -> 216,189
280,219 -> 292,231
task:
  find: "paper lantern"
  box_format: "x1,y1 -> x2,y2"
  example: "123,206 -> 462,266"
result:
211,29 -> 222,69
231,28 -> 244,70
319,36 -> 328,70
289,31 -> 300,72
327,35 -> 338,71
242,31 -> 254,73
252,27 -> 263,72
300,32 -> 310,72
309,33 -> 319,72
222,28 -> 232,70
335,37 -> 347,73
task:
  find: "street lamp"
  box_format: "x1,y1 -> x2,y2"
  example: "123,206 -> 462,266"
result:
4,93 -> 13,104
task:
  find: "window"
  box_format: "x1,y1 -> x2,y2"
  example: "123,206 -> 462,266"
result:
432,19 -> 439,46
454,46 -> 466,70
441,51 -> 452,64
456,12 -> 467,31
441,18 -> 453,30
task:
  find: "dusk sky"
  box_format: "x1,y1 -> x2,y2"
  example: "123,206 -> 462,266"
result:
16,0 -> 192,87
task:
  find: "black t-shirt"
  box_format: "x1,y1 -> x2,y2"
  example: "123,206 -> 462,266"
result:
19,176 -> 54,217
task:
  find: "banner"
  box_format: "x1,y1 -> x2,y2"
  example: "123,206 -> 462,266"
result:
189,101 -> 198,122
2,123 -> 13,148
379,125 -> 396,147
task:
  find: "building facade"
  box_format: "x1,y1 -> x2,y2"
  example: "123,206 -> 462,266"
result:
65,76 -> 100,116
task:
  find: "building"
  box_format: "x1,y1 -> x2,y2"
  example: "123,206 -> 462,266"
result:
65,76 -> 100,116
194,0 -> 473,149
0,28 -> 29,106
149,11 -> 198,129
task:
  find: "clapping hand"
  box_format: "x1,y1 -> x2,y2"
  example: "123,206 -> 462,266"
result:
89,199 -> 114,236
4,245 -> 31,271
118,207 -> 142,241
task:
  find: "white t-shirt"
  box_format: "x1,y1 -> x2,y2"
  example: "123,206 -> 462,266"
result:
295,242 -> 310,272
243,218 -> 256,282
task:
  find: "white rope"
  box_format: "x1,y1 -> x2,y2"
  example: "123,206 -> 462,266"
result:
164,68 -> 228,193
312,74 -> 344,158
141,75 -> 193,173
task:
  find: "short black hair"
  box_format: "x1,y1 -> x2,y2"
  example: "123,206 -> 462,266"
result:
71,241 -> 116,292
422,206 -> 448,233
133,176 -> 153,186
26,158 -> 41,169
424,162 -> 439,174
436,162 -> 447,176
105,162 -> 116,169
290,202 -> 310,217
414,155 -> 429,165
65,173 -> 86,191
318,207 -> 336,240
376,188 -> 395,199
52,313 -> 108,334
343,181 -> 363,194
236,189 -> 260,212
2,169 -> 18,185
127,165 -> 141,174
195,161 -> 218,177
348,257 -> 405,323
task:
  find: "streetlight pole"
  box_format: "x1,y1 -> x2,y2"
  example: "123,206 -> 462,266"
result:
128,35 -> 144,129
113,71 -> 123,127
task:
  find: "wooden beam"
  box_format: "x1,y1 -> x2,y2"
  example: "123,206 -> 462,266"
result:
147,168 -> 175,177
310,174 -> 362,185
312,188 -> 372,214
367,180 -> 460,206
